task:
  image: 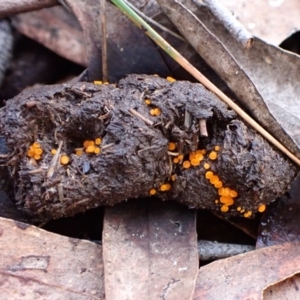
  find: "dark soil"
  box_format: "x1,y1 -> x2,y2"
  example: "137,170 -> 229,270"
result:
0,74 -> 297,222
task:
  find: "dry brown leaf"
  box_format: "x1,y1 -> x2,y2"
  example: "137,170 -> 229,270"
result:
257,174 -> 300,249
103,199 -> 198,300
12,6 -> 86,66
193,242 -> 300,300
0,217 -> 104,299
263,273 -> 300,299
221,0 -> 300,46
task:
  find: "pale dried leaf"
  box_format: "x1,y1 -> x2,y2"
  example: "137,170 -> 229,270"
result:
263,273 -> 300,300
193,242 -> 300,300
221,0 -> 300,46
12,7 -> 86,66
0,217 -> 104,299
103,199 -> 198,300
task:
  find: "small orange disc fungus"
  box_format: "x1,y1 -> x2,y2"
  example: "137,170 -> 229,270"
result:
183,161 -> 191,169
258,204 -> 266,213
168,142 -> 176,151
205,171 -> 214,179
149,189 -> 157,195
209,151 -> 218,160
60,155 -> 69,165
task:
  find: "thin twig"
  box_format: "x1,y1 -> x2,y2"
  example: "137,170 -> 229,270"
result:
167,151 -> 179,156
123,0 -> 186,42
101,0 -> 108,82
198,240 -> 254,260
0,0 -> 58,18
199,119 -> 208,137
47,141 -> 63,179
111,0 -> 300,167
129,108 -> 154,126
197,0 -> 254,49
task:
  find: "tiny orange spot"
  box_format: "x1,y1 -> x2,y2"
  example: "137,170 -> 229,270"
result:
35,148 -> 43,155
171,174 -> 177,181
34,154 -> 41,160
237,206 -> 242,211
86,145 -> 95,153
244,211 -> 252,218
258,204 -> 266,213
173,157 -> 179,163
218,187 -> 224,195
195,153 -> 204,161
215,199 -> 219,204
60,155 -> 69,165
190,158 -> 200,166
94,80 -> 102,85
221,205 -> 229,212
201,149 -> 207,155
149,189 -> 157,195
209,151 -> 218,160
75,149 -> 83,156
95,138 -> 102,145
166,76 -> 176,82
204,163 -> 210,169
165,183 -> 171,191
145,99 -> 151,105
94,147 -> 101,154
160,184 -> 167,191
183,160 -> 191,169
210,175 -> 219,184
168,142 -> 176,151
214,146 -> 220,151
214,181 -> 223,188
205,171 -> 214,179
32,142 -> 41,149
230,190 -> 238,198
177,154 -> 184,161
83,140 -> 91,148
51,149 -> 57,155
223,188 -> 230,197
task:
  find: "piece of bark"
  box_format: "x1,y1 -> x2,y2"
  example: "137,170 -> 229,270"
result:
193,242 -> 300,299
103,199 -> 198,300
0,75 -> 296,221
0,216 -> 104,299
0,0 -> 58,18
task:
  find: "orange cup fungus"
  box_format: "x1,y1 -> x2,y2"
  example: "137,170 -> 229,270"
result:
27,142 -> 43,160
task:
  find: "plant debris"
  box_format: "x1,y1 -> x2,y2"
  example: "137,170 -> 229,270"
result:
0,74 -> 297,222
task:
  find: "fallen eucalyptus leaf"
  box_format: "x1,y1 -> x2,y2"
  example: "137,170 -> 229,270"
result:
103,199 -> 198,300
221,0 -> 300,46
0,217 -> 104,299
193,242 -> 300,299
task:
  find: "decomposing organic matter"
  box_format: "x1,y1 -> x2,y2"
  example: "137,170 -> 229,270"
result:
0,75 -> 297,222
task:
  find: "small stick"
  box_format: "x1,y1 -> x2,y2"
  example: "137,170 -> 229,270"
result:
101,143 -> 115,151
123,0 -> 186,42
199,119 -> 208,137
198,240 -> 254,260
167,151 -> 179,156
0,0 -> 58,18
47,141 -> 63,179
100,0 -> 108,82
111,0 -> 300,166
184,110 -> 192,129
197,0 -> 254,49
129,108 -> 154,126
